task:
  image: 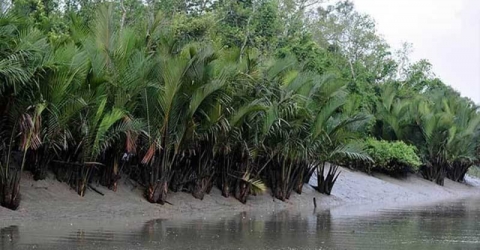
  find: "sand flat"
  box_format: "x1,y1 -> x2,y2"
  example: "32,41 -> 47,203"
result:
1,166 -> 479,224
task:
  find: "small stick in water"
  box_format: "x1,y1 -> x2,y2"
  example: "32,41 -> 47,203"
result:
313,197 -> 317,208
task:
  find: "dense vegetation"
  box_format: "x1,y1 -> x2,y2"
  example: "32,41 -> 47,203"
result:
363,138 -> 421,176
1,0 -> 479,210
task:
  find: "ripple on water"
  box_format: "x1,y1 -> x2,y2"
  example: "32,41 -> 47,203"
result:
2,198 -> 480,250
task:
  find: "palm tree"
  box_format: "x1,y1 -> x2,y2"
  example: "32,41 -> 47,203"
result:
373,84 -> 412,141
413,93 -> 458,185
137,36 -> 234,203
307,80 -> 372,195
0,14 -> 48,209
252,57 -> 370,199
187,49 -> 271,203
444,99 -> 480,182
44,5 -> 147,196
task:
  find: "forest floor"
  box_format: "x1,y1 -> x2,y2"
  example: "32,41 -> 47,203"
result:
1,166 -> 480,224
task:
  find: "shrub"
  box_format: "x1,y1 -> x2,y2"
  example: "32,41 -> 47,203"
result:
364,138 -> 421,176
467,165 -> 480,179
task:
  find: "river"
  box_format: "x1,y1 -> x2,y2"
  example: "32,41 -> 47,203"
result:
2,198 -> 480,250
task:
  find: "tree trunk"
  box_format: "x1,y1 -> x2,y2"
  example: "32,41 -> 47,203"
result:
108,157 -> 121,192
120,0 -> 127,30
192,176 -> 210,200
239,2 -> 257,60
316,163 -> 341,195
218,156 -> 231,197
234,179 -> 249,204
0,168 -> 21,210
294,172 -> 304,194
447,161 -> 471,183
146,180 -> 168,204
421,159 -> 447,186
29,148 -> 51,181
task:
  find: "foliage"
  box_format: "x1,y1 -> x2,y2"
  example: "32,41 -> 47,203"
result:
364,138 -> 421,176
0,0 -> 479,210
467,166 -> 480,179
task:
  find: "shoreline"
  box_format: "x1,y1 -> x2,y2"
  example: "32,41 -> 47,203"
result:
1,166 -> 480,224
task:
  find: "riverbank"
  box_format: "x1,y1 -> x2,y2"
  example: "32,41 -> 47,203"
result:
1,166 -> 479,224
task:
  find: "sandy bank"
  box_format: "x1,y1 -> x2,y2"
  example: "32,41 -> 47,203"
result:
1,166 -> 479,224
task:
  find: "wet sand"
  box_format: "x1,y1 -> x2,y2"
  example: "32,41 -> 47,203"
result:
1,166 -> 479,224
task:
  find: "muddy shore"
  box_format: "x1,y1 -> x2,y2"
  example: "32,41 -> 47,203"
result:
1,166 -> 479,224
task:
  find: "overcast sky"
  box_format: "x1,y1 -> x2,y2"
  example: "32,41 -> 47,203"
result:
350,0 -> 480,104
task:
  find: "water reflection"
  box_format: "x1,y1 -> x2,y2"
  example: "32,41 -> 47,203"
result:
2,199 -> 480,249
1,225 -> 19,249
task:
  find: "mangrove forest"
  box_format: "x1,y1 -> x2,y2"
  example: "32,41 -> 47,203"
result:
1,0 -> 479,210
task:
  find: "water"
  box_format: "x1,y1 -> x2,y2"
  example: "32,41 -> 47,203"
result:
2,199 -> 480,250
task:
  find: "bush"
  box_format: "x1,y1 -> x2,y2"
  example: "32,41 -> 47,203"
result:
467,165 -> 480,179
364,138 -> 421,176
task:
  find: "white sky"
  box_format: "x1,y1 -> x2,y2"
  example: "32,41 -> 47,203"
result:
351,0 -> 480,104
